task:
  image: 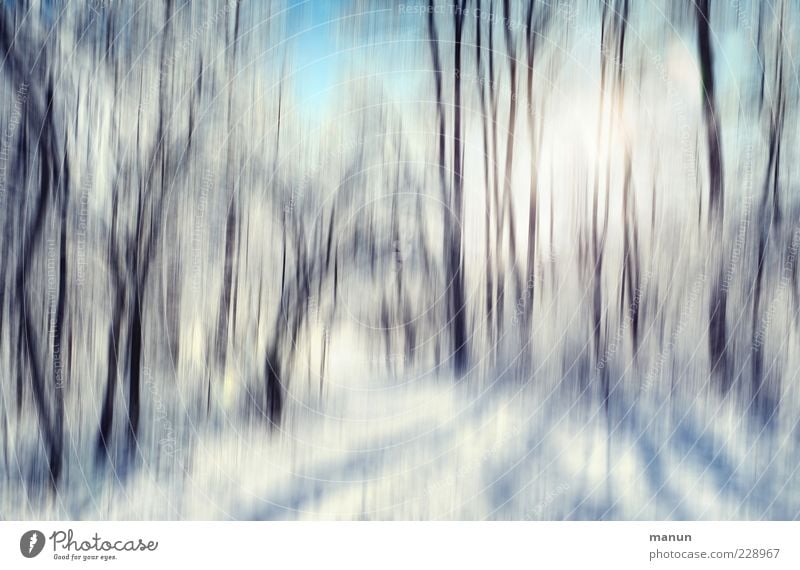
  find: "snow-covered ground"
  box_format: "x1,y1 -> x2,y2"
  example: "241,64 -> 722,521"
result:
5,339 -> 798,521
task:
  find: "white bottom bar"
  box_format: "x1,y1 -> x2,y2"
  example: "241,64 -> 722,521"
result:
2,522 -> 798,569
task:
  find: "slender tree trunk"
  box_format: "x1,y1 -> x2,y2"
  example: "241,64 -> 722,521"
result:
696,0 -> 729,390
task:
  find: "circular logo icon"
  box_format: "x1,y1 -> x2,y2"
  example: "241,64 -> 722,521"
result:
20,530 -> 45,558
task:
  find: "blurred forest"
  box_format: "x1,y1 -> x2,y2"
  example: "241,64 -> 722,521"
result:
1,0 -> 799,520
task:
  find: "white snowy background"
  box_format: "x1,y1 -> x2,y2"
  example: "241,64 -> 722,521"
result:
1,0 -> 799,520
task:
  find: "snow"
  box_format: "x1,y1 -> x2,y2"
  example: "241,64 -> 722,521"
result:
4,342 -> 798,521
